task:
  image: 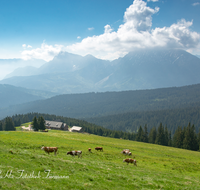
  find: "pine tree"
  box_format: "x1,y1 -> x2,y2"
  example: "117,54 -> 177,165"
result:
4,117 -> 15,131
164,126 -> 169,146
197,129 -> 200,151
32,116 -> 39,131
155,123 -> 165,145
136,126 -> 144,142
0,121 -> 3,131
38,116 -> 46,130
168,131 -> 172,146
183,123 -> 198,151
149,127 -> 157,144
114,131 -> 120,138
143,124 -> 148,143
14,118 -> 21,126
172,126 -> 184,148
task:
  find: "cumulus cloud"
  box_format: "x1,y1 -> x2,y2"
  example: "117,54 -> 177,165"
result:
21,0 -> 200,61
64,0 -> 199,60
21,43 -> 64,61
77,36 -> 81,39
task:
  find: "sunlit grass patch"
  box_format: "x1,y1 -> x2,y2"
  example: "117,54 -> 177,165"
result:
0,128 -> 200,189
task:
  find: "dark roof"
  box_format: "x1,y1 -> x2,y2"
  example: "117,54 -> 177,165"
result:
45,120 -> 63,129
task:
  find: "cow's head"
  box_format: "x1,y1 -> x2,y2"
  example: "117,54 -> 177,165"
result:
41,146 -> 45,150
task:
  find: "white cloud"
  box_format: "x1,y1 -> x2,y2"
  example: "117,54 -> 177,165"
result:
77,36 -> 81,39
147,0 -> 159,2
64,0 -> 200,60
22,44 -> 32,49
88,27 -> 94,31
21,43 -> 64,61
192,2 -> 200,6
104,25 -> 113,33
21,0 -> 200,61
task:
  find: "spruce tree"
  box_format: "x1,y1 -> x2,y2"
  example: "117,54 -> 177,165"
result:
183,123 -> 198,151
143,124 -> 148,143
136,126 -> 144,142
32,116 -> 39,131
4,117 -> 15,131
168,131 -> 172,146
172,126 -> 184,148
197,129 -> 200,151
38,116 -> 46,130
155,123 -> 165,145
149,127 -> 157,144
0,121 -> 3,131
164,126 -> 169,146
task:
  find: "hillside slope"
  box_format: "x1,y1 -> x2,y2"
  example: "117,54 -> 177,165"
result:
0,130 -> 199,189
1,83 -> 200,120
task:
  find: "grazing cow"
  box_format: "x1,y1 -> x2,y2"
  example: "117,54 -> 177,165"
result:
95,147 -> 103,151
67,150 -> 82,158
41,146 -> 58,155
123,158 -> 137,166
88,148 -> 92,152
121,150 -> 132,156
122,149 -> 132,154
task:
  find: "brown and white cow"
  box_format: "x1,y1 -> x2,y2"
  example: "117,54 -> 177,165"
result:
121,149 -> 132,156
41,146 -> 58,155
95,147 -> 103,151
123,158 -> 137,166
88,148 -> 92,152
67,150 -> 82,158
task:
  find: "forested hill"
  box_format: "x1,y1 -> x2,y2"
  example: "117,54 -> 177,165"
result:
84,105 -> 200,134
1,83 -> 200,120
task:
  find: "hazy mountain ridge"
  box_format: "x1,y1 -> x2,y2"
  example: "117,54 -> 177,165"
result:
1,83 -> 200,120
0,84 -> 58,109
2,58 -> 46,79
1,48 -> 200,93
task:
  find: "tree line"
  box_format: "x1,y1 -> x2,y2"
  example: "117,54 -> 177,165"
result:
136,123 -> 200,151
0,117 -> 15,131
86,105 -> 200,134
1,113 -> 200,151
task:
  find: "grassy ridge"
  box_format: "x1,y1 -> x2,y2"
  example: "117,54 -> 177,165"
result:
0,130 -> 200,189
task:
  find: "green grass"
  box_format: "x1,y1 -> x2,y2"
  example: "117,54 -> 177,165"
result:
0,129 -> 200,190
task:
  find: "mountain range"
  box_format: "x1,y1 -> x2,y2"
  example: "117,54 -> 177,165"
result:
1,48 -> 200,94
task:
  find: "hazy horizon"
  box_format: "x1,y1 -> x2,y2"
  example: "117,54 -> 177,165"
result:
0,0 -> 200,79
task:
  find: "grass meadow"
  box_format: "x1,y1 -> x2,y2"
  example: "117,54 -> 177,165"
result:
0,128 -> 200,190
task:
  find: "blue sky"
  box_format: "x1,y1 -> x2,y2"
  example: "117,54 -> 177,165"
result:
0,0 -> 200,65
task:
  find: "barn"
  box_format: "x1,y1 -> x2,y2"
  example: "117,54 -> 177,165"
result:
70,126 -> 83,133
45,120 -> 68,131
